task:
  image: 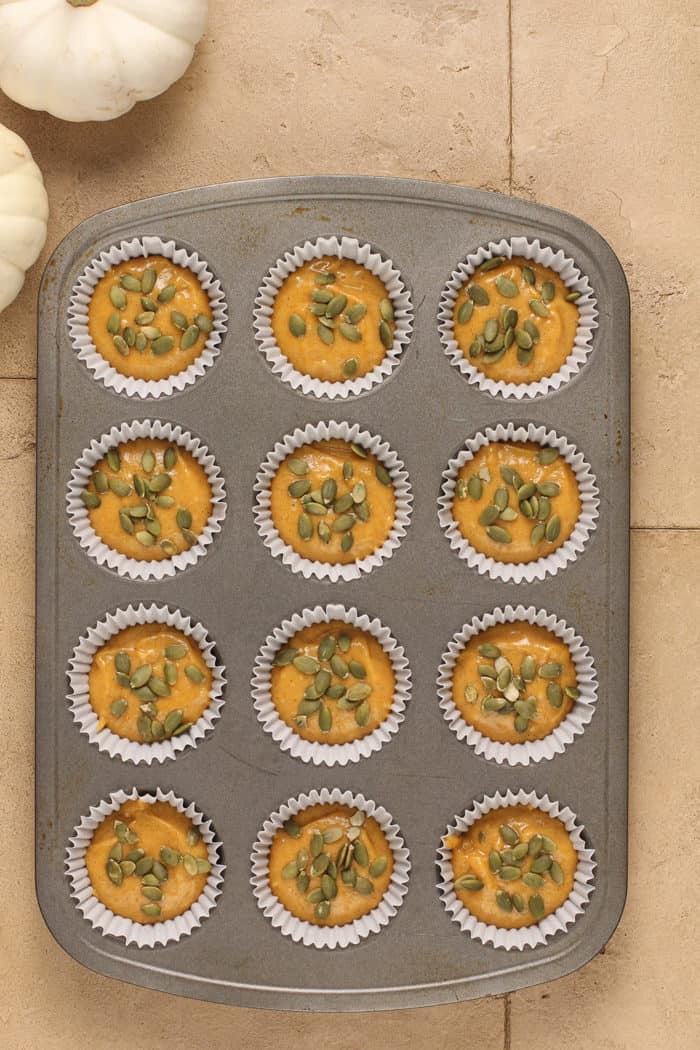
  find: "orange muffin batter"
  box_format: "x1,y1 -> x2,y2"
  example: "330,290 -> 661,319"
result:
271,256 -> 396,382
88,623 -> 212,743
452,623 -> 578,743
81,438 -> 212,561
445,805 -> 577,928
452,442 -> 580,563
272,621 -> 395,744
269,804 -> 393,926
85,799 -> 211,924
452,257 -> 579,383
269,440 -> 396,564
87,256 -> 213,381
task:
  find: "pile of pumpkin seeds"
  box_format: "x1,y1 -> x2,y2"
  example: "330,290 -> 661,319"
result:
287,269 -> 395,379
280,809 -> 388,922
455,821 -> 565,922
286,443 -> 392,554
455,256 -> 580,366
106,817 -> 210,919
455,446 -> 565,546
274,630 -> 374,731
462,639 -> 579,734
81,444 -> 198,553
104,266 -> 213,358
109,642 -> 206,743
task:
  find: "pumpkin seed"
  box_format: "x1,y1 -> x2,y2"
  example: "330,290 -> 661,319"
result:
545,515 -> 561,542
152,336 -> 175,355
140,326 -> 161,341
487,525 -> 512,543
341,532 -> 354,553
124,327 -> 136,347
499,865 -> 521,881
347,683 -> 372,703
353,840 -> 369,867
288,313 -> 306,337
515,328 -> 533,350
565,685 -> 580,700
282,819 -> 301,839
137,715 -> 153,741
112,335 -> 129,355
81,491 -> 101,509
550,860 -> 564,884
496,890 -> 513,912
164,662 -> 177,686
106,311 -> 121,335
135,311 -> 155,326
529,299 -> 550,318
164,709 -> 184,735
539,662 -> 562,679
343,357 -> 359,377
521,265 -> 535,285
339,322 -> 361,342
281,860 -> 299,880
368,855 -> 388,878
467,284 -> 490,306
478,505 -> 500,527
180,324 -> 200,351
511,893 -> 526,913
541,280 -> 555,302
330,655 -> 348,678
287,458 -> 309,476
109,286 -> 127,310
332,514 -> 355,533
286,479 -> 310,501
107,859 -> 123,886
321,873 -> 337,900
342,302 -> 366,325
529,893 -> 545,920
457,299 -> 474,324
160,539 -> 177,556
148,675 -> 169,697
531,854 -> 552,874
455,874 -> 483,891
379,319 -> 393,349
311,852 -> 330,877
484,318 -> 499,343
325,294 -> 347,317
354,876 -> 374,896
348,660 -> 366,680
314,900 -> 331,921
157,284 -> 177,304
547,682 -> 564,708
523,872 -> 545,890
129,665 -> 152,690
317,703 -> 331,732
185,665 -> 205,683
135,855 -> 154,877
496,275 -> 518,298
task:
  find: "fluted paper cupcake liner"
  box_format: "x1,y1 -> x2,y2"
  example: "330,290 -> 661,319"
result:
438,237 -> 598,400
66,418 -> 227,581
438,422 -> 599,583
252,604 -> 411,766
253,235 -> 413,399
251,787 -> 410,949
68,236 -> 228,399
66,788 -> 224,948
254,420 -> 413,582
437,788 -> 595,950
437,604 -> 597,766
68,603 -> 226,765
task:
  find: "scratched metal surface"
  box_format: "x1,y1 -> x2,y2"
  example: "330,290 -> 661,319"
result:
35,176 -> 629,1010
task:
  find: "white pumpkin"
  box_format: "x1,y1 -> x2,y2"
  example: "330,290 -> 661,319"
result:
0,0 -> 208,123
0,124 -> 49,314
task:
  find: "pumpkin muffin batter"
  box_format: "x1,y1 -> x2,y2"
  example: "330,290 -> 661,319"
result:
271,621 -> 395,744
85,799 -> 211,924
87,256 -> 213,381
445,805 -> 577,928
271,256 -> 396,382
452,256 -> 580,383
88,623 -> 211,744
452,623 -> 578,743
269,804 -> 393,926
269,440 -> 396,564
451,442 -> 580,563
81,438 -> 212,561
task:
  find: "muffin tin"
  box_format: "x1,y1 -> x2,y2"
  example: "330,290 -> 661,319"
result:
36,176 -> 629,1010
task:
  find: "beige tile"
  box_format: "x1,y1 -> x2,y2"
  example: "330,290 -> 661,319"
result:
511,1 -> 700,528
0,0 -> 510,379
0,378 -> 505,1043
510,529 -> 700,1050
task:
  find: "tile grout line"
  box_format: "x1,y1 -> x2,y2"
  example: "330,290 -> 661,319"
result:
507,0 -> 514,193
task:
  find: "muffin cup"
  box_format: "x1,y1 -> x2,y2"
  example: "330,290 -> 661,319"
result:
250,787 -> 410,949
66,418 -> 227,581
253,235 -> 413,400
252,603 -> 411,766
68,235 -> 228,400
438,236 -> 598,400
68,603 -> 226,765
437,788 -> 595,950
66,787 -> 225,948
253,419 -> 413,582
437,604 -> 597,766
437,422 -> 599,583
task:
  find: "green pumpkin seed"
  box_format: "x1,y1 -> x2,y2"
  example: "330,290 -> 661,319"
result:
510,893 -> 525,913
136,715 -> 153,741
314,900 -> 331,921
305,501 -> 326,516
287,458 -> 309,477
353,840 -> 369,867
540,836 -> 556,854
281,860 -> 298,880
311,852 -> 330,877
317,703 -> 331,732
537,480 -> 561,497
81,491 -> 101,509
469,338 -> 483,357
288,313 -> 306,337
113,335 -> 129,356
332,514 -> 355,533
140,326 -> 161,341
499,865 -> 522,881
164,644 -> 187,661
185,665 -> 205,683
539,662 -> 562,679
457,299 -> 474,325
107,859 -> 123,885
344,302 -> 366,324
163,446 -> 177,470
343,357 -> 359,377
528,893 -> 545,920
321,873 -> 337,900
106,311 -> 121,335
500,825 -> 519,846
339,322 -> 361,343
488,850 -> 502,873
487,525 -> 512,543
348,660 -> 366,680
287,479 -> 311,500
347,683 -> 372,703
479,255 -> 506,272
545,515 -> 561,542
135,856 -> 154,877
152,336 -> 175,355
565,685 -> 580,700
513,715 -> 528,732
180,854 -> 197,877
496,275 -> 518,298
550,860 -> 564,884
467,284 -> 490,306
135,311 -> 156,326
464,475 -> 482,500
484,318 -> 499,343
330,655 -> 348,678
523,872 -> 545,889
129,665 -> 152,689
291,654 -> 319,676
527,522 -> 544,546
169,310 -> 187,331
541,280 -> 555,302
478,505 -> 500,526
496,890 -> 513,912
547,682 -> 564,708
375,296 -> 393,323
379,319 -> 393,349
515,328 -> 533,350
341,530 -> 354,553
157,284 -> 177,304
164,709 -> 184,735
529,299 -> 550,318
521,265 -> 535,285
283,819 -> 301,839
326,294 -> 347,317
180,324 -> 200,351
107,477 -> 130,497
518,655 -> 535,682
148,675 -> 169,697
367,856 -> 387,878
109,286 -> 127,310
164,662 -> 177,686
354,876 -> 374,896
536,447 -> 558,467
531,854 -> 552,874
455,874 -> 484,891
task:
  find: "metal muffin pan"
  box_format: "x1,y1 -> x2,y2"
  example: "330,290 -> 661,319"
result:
36,176 -> 629,1010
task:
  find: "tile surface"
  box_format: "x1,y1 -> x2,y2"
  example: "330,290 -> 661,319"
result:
0,0 -> 696,1046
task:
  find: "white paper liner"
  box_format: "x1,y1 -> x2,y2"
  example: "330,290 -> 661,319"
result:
437,604 -> 597,766
254,420 -> 413,582
68,603 -> 226,766
437,788 -> 595,950
68,236 -> 228,400
250,787 -> 410,949
252,604 -> 411,767
438,422 -> 599,583
66,418 -> 227,581
253,235 -> 413,400
66,787 -> 225,948
438,237 -> 598,400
